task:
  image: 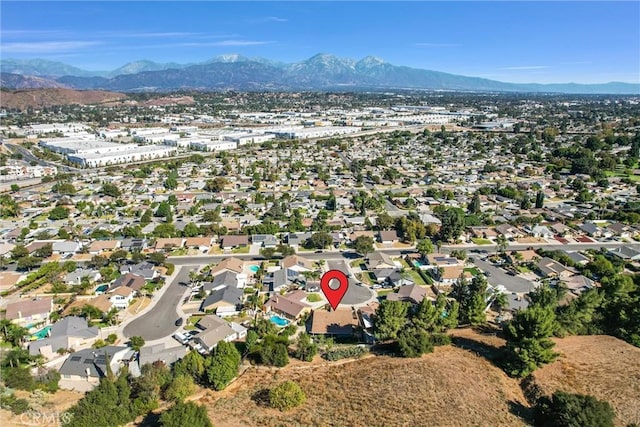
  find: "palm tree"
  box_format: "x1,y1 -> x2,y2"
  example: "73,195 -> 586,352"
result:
496,234 -> 508,255
492,291 -> 509,314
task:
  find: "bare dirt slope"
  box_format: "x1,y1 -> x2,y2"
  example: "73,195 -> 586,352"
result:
529,335 -> 640,426
0,88 -> 127,109
198,347 -> 529,427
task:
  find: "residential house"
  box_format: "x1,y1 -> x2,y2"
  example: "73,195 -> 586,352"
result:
191,315 -> 244,353
88,240 -> 120,255
285,232 -> 312,248
579,222 -> 601,237
386,271 -> 415,288
203,271 -> 239,293
564,275 -> 596,295
264,290 -> 311,320
58,346 -> 136,391
282,255 -> 314,281
220,235 -> 249,250
608,246 -> 640,261
52,241 -> 81,256
378,230 -> 400,244
607,222 -> 636,239
264,269 -> 290,292
309,308 -> 360,337
109,286 -> 135,310
62,295 -> 113,317
184,237 -> 213,252
154,238 -> 185,252
251,234 -> 278,248
28,316 -> 99,359
536,257 -> 577,279
138,343 -> 187,368
64,268 -> 101,286
426,253 -> 461,269
386,284 -> 433,304
110,273 -> 146,292
120,262 -> 157,280
5,297 -> 53,327
562,251 -> 590,266
0,272 -> 22,293
120,238 -> 148,252
366,252 -> 396,270
495,224 -> 524,239
529,225 -> 554,239
201,286 -> 244,317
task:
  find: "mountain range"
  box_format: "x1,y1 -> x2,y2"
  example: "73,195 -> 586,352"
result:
2,54 -> 639,94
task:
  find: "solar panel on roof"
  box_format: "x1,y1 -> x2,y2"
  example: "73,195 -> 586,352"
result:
70,356 -> 82,362
83,359 -> 93,364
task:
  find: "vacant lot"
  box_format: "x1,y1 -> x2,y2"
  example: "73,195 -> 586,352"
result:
199,346 -> 529,427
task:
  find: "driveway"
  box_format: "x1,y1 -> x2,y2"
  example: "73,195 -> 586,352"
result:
471,258 -> 536,293
123,266 -> 191,341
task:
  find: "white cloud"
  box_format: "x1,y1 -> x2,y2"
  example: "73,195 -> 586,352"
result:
1,41 -> 101,53
250,16 -> 288,23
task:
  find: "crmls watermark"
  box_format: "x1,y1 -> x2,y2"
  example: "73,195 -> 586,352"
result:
19,410 -> 72,426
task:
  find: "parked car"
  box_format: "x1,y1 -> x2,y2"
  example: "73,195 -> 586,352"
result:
175,318 -> 184,327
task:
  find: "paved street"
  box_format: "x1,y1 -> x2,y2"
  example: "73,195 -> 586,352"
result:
471,258 -> 535,293
327,259 -> 375,306
123,266 -> 191,341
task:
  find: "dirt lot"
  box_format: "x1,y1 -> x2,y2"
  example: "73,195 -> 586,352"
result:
0,389 -> 83,427
196,346 -> 529,427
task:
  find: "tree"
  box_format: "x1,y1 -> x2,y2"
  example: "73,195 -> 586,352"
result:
159,402 -> 213,427
101,182 -> 121,197
182,222 -> 200,237
416,238 -> 434,258
129,336 -> 145,351
204,177 -> 228,192
294,333 -> 317,362
308,232 -> 333,249
163,375 -> 196,403
173,351 -> 206,383
109,249 -> 129,263
147,252 -> 167,266
496,234 -> 508,254
269,381 -> 307,411
374,300 -> 409,341
397,325 -> 433,357
503,305 -> 558,377
48,206 -> 69,220
17,256 -> 40,271
437,207 -> 465,242
533,391 -> 614,427
34,243 -> 53,259
468,194 -> 481,214
353,235 -> 375,256
206,340 -> 241,391
535,190 -> 545,209
259,338 -> 289,367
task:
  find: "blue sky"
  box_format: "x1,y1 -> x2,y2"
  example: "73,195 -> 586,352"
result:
1,1 -> 639,84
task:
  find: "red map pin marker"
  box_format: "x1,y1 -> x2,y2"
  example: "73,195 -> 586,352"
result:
320,269 -> 349,310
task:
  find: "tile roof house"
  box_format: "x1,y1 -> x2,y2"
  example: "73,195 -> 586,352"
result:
120,262 -> 157,280
386,284 -> 433,304
536,257 -> 577,278
52,241 -> 81,255
203,271 -> 239,293
109,286 -> 135,309
285,232 -> 313,247
154,238 -> 185,251
579,222 -> 600,237
310,308 -> 360,336
282,255 -> 314,272
264,269 -> 290,292
264,290 -> 311,320
29,316 -> 99,359
88,240 -> 121,254
251,234 -> 279,248
210,257 -> 244,276
608,246 -> 640,261
62,295 -> 113,316
220,235 -> 249,249
378,230 -> 400,244
5,297 -> 53,327
366,252 -> 396,270
0,272 -> 22,292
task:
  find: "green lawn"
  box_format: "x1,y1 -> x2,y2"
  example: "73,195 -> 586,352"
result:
407,269 -> 427,286
377,289 -> 394,297
232,245 -> 250,254
464,267 -> 481,276
472,238 -> 493,245
306,293 -> 322,302
185,314 -> 204,330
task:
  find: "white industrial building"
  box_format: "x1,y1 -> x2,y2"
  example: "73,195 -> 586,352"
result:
189,140 -> 237,152
39,138 -> 128,155
67,145 -> 176,168
269,126 -> 361,140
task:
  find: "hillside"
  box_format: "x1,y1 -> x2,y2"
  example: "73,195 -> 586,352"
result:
0,88 -> 127,110
191,332 -> 640,427
195,347 -> 529,427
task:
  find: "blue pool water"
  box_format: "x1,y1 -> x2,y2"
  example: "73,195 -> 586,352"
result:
95,285 -> 108,293
248,265 -> 260,273
31,326 -> 51,340
412,260 -> 425,267
269,314 -> 290,327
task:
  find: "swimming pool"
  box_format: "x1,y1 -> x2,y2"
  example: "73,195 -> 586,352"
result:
269,314 -> 290,327
248,265 -> 260,273
95,285 -> 108,294
412,260 -> 426,268
31,326 -> 51,341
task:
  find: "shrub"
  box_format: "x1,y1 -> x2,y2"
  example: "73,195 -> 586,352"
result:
164,263 -> 175,275
306,293 -> 322,303
2,367 -> 35,391
269,381 -> 306,411
429,333 -> 452,346
0,393 -> 30,414
533,391 -> 615,427
321,345 -> 367,361
106,334 -> 118,344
